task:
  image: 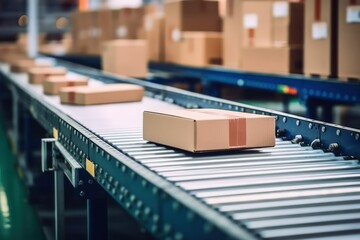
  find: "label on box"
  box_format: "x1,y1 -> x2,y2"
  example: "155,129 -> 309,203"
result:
171,29 -> 182,42
116,26 -> 128,38
272,1 -> 289,18
144,16 -> 154,31
312,22 -> 327,40
346,6 -> 360,23
243,14 -> 258,29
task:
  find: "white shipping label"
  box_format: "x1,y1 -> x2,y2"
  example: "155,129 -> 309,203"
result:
312,22 -> 328,40
171,29 -> 182,42
273,1 -> 289,18
243,14 -> 258,29
116,26 -> 128,38
144,16 -> 154,31
346,6 -> 360,23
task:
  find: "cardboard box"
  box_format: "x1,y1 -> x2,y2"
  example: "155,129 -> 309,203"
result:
143,108 -> 275,152
222,0 -> 244,69
242,1 -> 273,47
139,15 -> 165,61
10,60 -> 51,73
43,76 -> 89,95
174,32 -> 222,67
164,0 -> 222,62
304,0 -> 338,76
338,0 -> 360,79
28,67 -> 67,84
111,8 -> 144,40
242,46 -> 303,74
101,40 -> 148,77
59,84 -> 144,105
273,1 -> 304,46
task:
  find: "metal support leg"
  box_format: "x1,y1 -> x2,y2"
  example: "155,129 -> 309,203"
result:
87,198 -> 108,240
305,98 -> 318,120
322,104 -> 334,123
54,163 -> 65,240
282,96 -> 290,113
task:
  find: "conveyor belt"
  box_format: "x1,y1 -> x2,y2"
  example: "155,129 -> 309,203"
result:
93,129 -> 360,239
1,58 -> 360,240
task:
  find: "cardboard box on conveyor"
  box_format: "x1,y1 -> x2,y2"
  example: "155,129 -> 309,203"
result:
28,67 -> 67,84
59,84 -> 144,105
143,108 -> 275,152
10,59 -> 52,73
43,75 -> 89,95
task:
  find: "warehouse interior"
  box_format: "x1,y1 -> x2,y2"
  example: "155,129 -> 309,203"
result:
0,0 -> 360,239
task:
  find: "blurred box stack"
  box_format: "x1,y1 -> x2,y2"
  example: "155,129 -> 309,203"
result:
337,0 -> 360,80
164,0 -> 222,66
304,0 -> 338,78
241,0 -> 304,74
137,4 -> 165,62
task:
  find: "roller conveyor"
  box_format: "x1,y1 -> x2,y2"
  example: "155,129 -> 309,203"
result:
1,58 -> 360,240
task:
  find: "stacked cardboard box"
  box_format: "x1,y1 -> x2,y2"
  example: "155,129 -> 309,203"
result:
43,76 -> 89,95
101,39 -> 148,77
111,8 -> 144,40
304,0 -> 338,77
338,0 -> 360,80
220,0 -> 243,69
138,4 -> 165,62
28,67 -> 67,84
242,0 -> 304,74
164,0 -> 222,65
174,32 -> 222,67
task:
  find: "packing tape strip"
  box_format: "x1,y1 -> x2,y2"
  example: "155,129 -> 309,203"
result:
193,109 -> 246,147
68,91 -> 75,103
315,0 -> 322,21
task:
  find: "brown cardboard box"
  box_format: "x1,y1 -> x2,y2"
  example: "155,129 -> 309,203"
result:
28,67 -> 67,84
10,60 -> 51,73
242,1 -> 273,47
139,15 -> 165,61
101,40 -> 148,77
164,0 -> 222,62
272,1 -> 304,46
59,84 -> 144,105
143,108 -> 275,152
222,0 -> 244,69
242,46 -> 303,74
175,32 -> 222,67
43,76 -> 89,95
304,0 -> 337,76
111,8 -> 144,40
338,0 -> 360,79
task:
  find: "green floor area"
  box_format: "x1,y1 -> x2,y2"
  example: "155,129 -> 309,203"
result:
0,113 -> 45,240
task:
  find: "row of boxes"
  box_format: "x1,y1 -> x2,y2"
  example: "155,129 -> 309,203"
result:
73,0 -> 360,79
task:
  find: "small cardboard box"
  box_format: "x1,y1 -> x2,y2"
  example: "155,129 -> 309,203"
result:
139,15 -> 165,62
338,0 -> 360,79
304,0 -> 337,77
111,8 -> 144,40
59,84 -> 144,105
242,46 -> 303,74
164,0 -> 222,62
10,60 -> 51,73
222,0 -> 244,69
101,39 -> 148,77
174,32 -> 222,67
43,76 -> 89,95
143,108 -> 275,152
28,67 -> 67,84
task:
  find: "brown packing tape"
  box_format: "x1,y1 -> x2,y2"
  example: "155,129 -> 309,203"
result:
248,28 -> 255,47
67,81 -> 75,87
315,0 -> 321,21
68,91 -> 75,103
350,0 -> 357,5
193,109 -> 247,147
228,0 -> 234,17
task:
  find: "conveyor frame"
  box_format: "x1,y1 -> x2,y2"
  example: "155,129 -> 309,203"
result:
1,58 -> 360,240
